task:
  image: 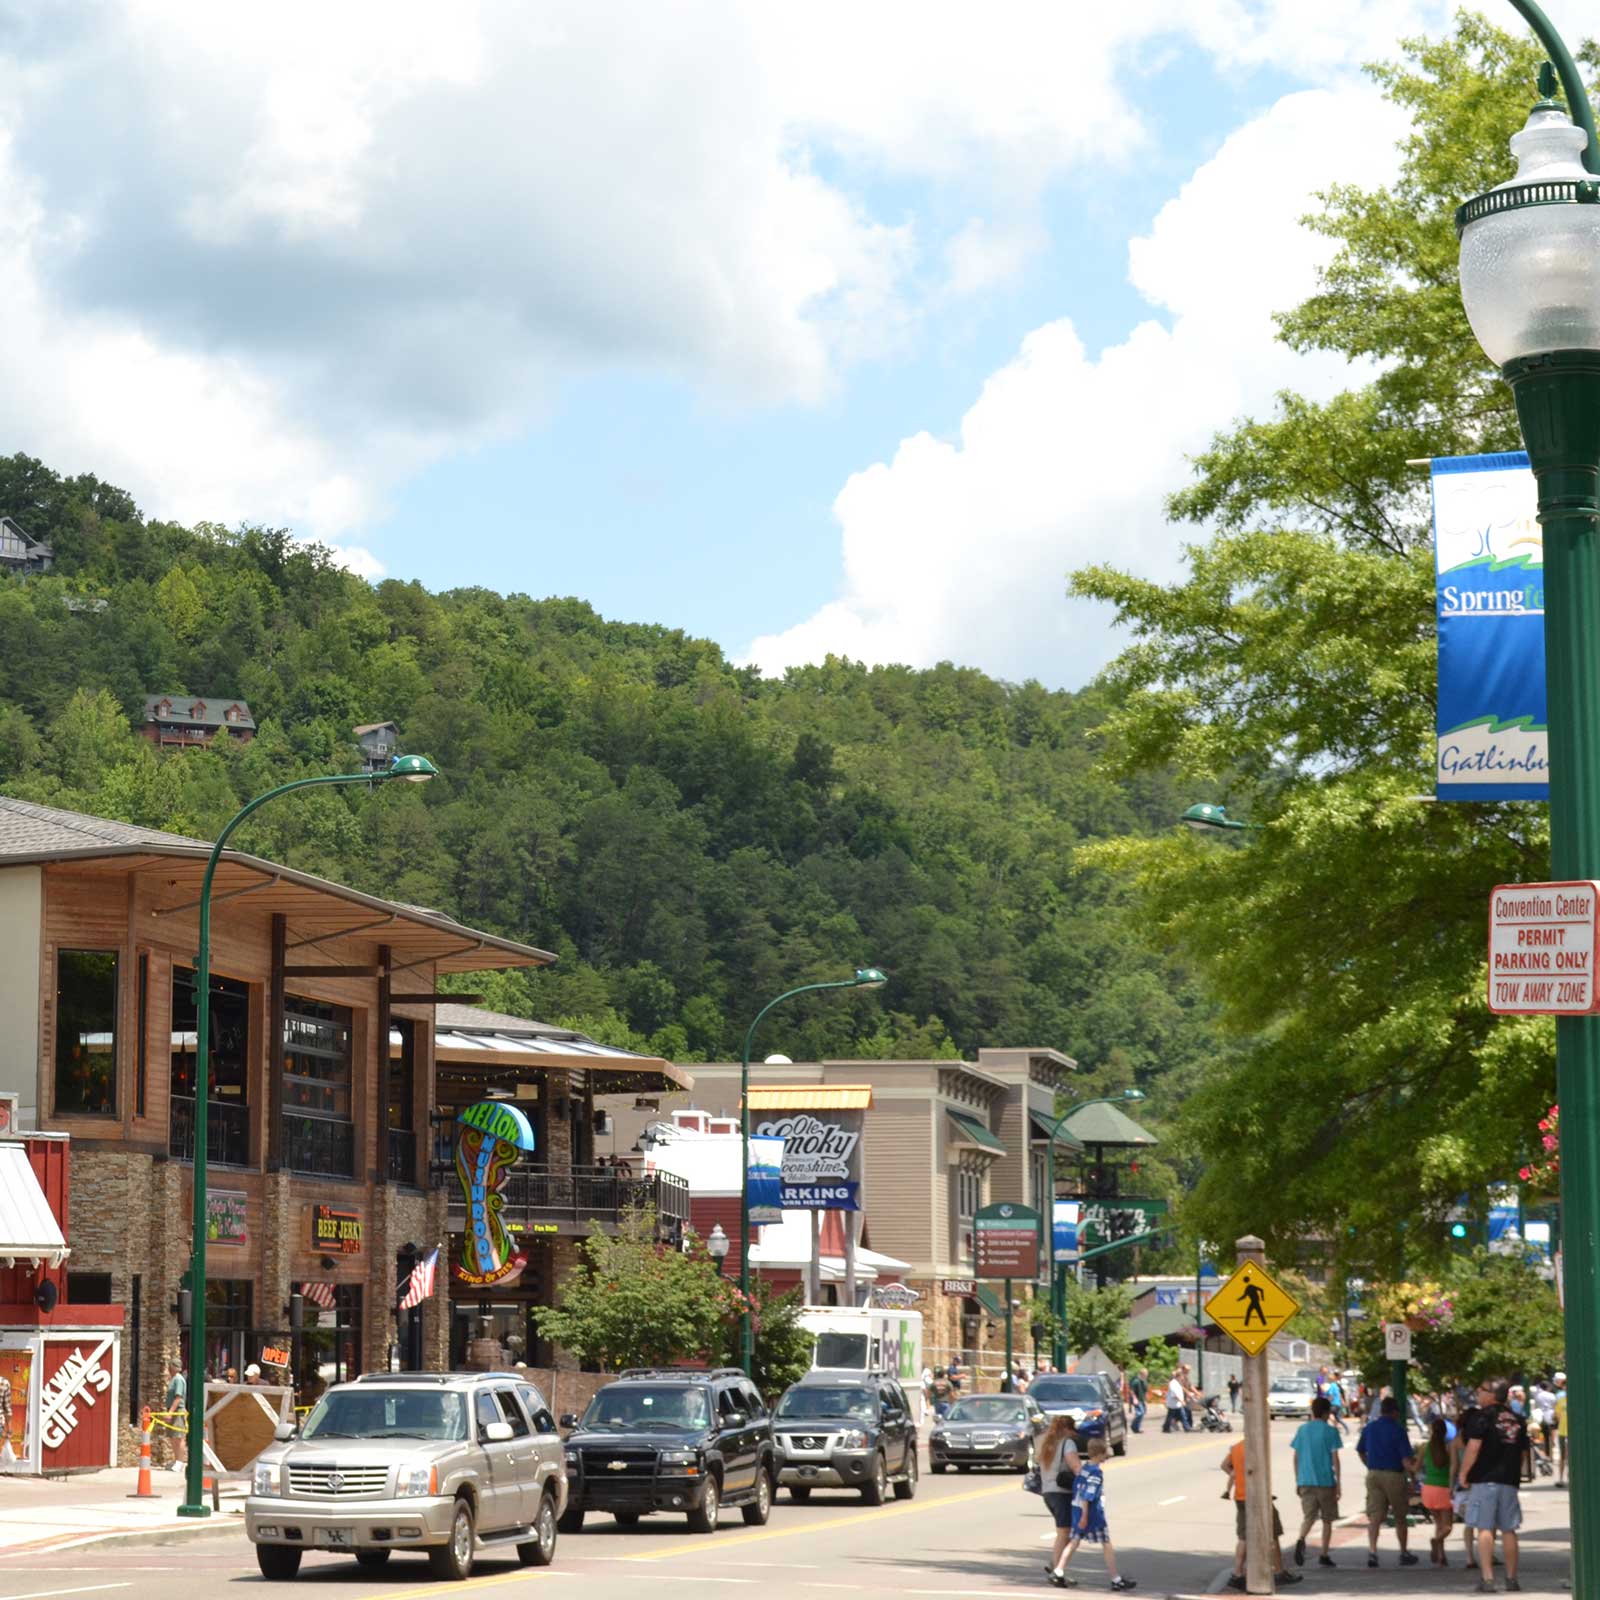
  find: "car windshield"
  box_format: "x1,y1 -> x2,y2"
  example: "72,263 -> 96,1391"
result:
582,1386 -> 711,1431
1030,1378 -> 1101,1405
776,1386 -> 877,1420
946,1397 -> 1027,1424
301,1388 -> 467,1442
1271,1379 -> 1314,1393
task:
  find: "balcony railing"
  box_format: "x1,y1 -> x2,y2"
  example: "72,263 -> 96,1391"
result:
282,1112 -> 355,1178
169,1096 -> 251,1167
431,1160 -> 691,1234
387,1127 -> 418,1186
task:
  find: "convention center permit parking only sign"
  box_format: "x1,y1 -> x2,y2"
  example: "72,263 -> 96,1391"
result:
1488,880 -> 1600,1014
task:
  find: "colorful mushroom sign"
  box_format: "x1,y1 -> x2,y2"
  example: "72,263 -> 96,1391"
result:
454,1100 -> 536,1286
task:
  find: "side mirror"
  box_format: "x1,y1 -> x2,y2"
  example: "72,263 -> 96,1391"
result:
484,1420 -> 514,1443
559,1413 -> 578,1431
722,1411 -> 747,1430
273,1421 -> 297,1442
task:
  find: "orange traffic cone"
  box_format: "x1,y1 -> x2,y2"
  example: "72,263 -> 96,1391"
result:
129,1408 -> 155,1498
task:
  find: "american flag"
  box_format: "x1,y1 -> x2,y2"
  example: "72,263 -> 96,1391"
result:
398,1247 -> 440,1311
301,1281 -> 337,1310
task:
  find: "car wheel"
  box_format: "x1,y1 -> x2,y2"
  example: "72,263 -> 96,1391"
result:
687,1473 -> 720,1533
255,1545 -> 302,1581
558,1504 -> 585,1534
893,1448 -> 918,1501
428,1497 -> 476,1581
519,1491 -> 559,1567
1111,1434 -> 1126,1458
354,1550 -> 391,1570
742,1468 -> 773,1526
861,1452 -> 888,1506
789,1485 -> 811,1503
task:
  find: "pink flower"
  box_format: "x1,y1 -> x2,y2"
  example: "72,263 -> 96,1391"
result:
1520,1166 -> 1533,1180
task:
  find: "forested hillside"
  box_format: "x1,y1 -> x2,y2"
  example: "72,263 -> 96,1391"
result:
0,453 -> 1224,1105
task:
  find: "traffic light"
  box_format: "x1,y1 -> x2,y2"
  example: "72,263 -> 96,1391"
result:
1450,1222 -> 1468,1239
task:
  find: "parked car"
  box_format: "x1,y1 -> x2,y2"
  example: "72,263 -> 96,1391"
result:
928,1392 -> 1046,1473
770,1368 -> 917,1503
558,1367 -> 777,1534
245,1371 -> 566,1581
1028,1372 -> 1129,1455
1268,1376 -> 1317,1420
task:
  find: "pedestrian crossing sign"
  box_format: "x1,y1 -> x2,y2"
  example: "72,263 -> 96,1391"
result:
1205,1258 -> 1300,1357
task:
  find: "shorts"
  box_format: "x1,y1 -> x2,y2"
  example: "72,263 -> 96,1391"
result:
1453,1488 -> 1471,1521
1465,1482 -> 1522,1533
1420,1484 -> 1453,1513
1298,1484 -> 1337,1523
1235,1500 -> 1284,1541
1365,1470 -> 1409,1524
1043,1491 -> 1074,1530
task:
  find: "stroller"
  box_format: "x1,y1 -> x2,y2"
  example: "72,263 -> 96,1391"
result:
1200,1394 -> 1233,1432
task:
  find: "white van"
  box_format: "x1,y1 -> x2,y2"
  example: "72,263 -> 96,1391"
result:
797,1308 -> 925,1421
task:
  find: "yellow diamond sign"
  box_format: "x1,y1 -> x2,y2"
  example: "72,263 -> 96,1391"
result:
1205,1258 -> 1301,1357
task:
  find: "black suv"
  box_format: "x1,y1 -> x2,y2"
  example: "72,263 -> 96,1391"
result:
558,1368 -> 777,1534
771,1368 -> 918,1504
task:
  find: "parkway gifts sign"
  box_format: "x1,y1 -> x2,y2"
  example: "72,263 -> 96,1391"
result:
752,1110 -> 863,1210
1488,880 -> 1600,1015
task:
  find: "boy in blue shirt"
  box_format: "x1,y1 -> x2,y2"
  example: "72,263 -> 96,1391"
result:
1290,1396 -> 1342,1567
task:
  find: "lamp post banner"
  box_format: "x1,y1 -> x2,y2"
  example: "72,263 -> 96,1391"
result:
1432,452 -> 1549,801
753,1109 -> 862,1212
747,1135 -> 785,1223
1052,1200 -> 1080,1263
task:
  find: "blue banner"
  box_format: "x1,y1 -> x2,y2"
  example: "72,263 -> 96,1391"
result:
748,1135 -> 785,1223
1433,453 -> 1547,801
1052,1200 -> 1079,1264
781,1181 -> 859,1209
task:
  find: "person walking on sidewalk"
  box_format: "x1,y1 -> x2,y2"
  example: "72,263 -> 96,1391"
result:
1053,1436 -> 1137,1591
1554,1374 -> 1568,1487
1419,1416 -> 1455,1567
1290,1396 -> 1342,1568
1357,1395 -> 1419,1568
1040,1414 -> 1083,1586
1228,1373 -> 1241,1414
1459,1377 -> 1531,1595
1128,1368 -> 1147,1434
163,1361 -> 187,1472
1222,1435 -> 1302,1590
1163,1370 -> 1188,1433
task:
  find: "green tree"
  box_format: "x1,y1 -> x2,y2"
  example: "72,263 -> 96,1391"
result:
1063,1280 -> 1135,1370
1137,1336 -> 1180,1385
725,1279 -> 814,1402
1070,15 -> 1574,1277
532,1209 -> 732,1371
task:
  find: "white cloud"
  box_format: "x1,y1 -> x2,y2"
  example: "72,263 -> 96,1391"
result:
941,218 -> 1045,300
744,86 -> 1410,687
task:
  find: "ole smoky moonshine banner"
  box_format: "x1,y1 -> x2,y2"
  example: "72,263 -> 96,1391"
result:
1433,452 -> 1548,802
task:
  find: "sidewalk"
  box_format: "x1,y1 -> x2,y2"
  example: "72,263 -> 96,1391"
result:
1202,1480 -> 1571,1595
0,1466 -> 247,1554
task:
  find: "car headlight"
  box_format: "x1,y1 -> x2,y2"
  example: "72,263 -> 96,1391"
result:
837,1429 -> 869,1449
564,1449 -> 578,1466
396,1461 -> 438,1497
659,1449 -> 698,1466
252,1461 -> 281,1496
929,1430 -> 946,1442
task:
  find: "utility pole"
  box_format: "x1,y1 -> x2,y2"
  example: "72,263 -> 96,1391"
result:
1237,1235 -> 1273,1595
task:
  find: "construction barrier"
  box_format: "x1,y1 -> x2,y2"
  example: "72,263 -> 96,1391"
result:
128,1407 -> 155,1498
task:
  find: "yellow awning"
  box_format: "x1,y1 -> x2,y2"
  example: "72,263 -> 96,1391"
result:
745,1085 -> 873,1111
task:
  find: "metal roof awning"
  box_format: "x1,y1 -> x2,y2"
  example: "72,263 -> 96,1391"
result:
0,1144 -> 70,1269
746,1085 -> 873,1112
1060,1102 -> 1159,1147
975,1283 -> 1004,1316
1029,1110 -> 1085,1152
416,1022 -> 694,1092
946,1109 -> 1005,1154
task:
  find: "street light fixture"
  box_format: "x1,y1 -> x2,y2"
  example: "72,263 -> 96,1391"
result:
737,967 -> 888,1375
1455,12 -> 1600,1586
1179,803 -> 1253,833
707,1224 -> 730,1276
1042,1088 -> 1148,1371
176,754 -> 439,1519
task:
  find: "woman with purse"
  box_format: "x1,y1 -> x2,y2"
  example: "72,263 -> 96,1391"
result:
1038,1414 -> 1082,1584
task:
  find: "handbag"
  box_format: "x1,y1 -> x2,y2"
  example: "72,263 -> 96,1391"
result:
1022,1466 -> 1043,1495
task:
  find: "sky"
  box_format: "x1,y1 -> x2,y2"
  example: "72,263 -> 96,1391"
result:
0,1 -> 1584,689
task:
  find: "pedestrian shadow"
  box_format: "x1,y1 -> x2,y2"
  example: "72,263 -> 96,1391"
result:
852,1542 -> 1219,1591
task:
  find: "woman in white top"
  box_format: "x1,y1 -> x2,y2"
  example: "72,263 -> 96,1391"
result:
1039,1414 -> 1082,1584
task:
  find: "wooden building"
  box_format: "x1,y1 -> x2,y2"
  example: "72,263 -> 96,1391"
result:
140,695 -> 257,749
0,515 -> 53,575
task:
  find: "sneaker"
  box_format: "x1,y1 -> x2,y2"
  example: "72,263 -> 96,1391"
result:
1473,1585 -> 1495,1595
1109,1582 -> 1137,1593
1294,1536 -> 1306,1567
1317,1556 -> 1336,1568
1367,1553 -> 1379,1568
1047,1576 -> 1076,1590
1276,1575 -> 1303,1587
1506,1582 -> 1523,1593
1225,1577 -> 1246,1592
1398,1552 -> 1419,1566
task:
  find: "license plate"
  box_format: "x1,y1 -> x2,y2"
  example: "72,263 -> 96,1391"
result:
798,1466 -> 819,1477
316,1528 -> 353,1548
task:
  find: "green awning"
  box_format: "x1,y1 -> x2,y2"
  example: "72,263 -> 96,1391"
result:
1126,1305 -> 1195,1345
1030,1110 -> 1084,1152
947,1110 -> 1006,1153
976,1283 -> 1004,1316
1059,1102 -> 1159,1147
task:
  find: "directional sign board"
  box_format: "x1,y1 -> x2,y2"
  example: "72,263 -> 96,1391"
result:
1204,1258 -> 1301,1358
1488,880 -> 1600,1014
974,1202 -> 1040,1279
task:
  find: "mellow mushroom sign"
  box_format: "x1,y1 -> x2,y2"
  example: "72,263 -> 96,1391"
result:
1488,880 -> 1600,1014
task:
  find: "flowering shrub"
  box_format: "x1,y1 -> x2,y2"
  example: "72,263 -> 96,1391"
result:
1373,1279 -> 1455,1332
1519,1103 -> 1560,1189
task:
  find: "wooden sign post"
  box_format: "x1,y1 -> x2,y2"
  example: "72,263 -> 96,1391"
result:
1238,1236 -> 1273,1594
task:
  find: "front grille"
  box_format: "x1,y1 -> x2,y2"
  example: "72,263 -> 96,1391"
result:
286,1463 -> 390,1498
579,1448 -> 657,1479
789,1434 -> 829,1452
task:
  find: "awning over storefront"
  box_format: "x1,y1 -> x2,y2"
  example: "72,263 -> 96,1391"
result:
946,1109 -> 1005,1154
1029,1110 -> 1085,1153
745,1086 -> 873,1112
0,1143 -> 70,1269
975,1283 -> 1004,1316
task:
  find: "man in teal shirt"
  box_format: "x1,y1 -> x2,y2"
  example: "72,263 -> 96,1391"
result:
1291,1396 -> 1343,1568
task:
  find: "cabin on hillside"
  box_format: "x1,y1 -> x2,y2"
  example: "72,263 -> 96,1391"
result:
140,694 -> 257,750
0,516 -> 54,575
353,721 -> 399,772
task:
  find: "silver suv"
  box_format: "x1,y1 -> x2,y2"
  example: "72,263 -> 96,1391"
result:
246,1372 -> 567,1581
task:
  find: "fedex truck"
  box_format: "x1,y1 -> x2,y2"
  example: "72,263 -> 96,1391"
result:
797,1307 -> 925,1421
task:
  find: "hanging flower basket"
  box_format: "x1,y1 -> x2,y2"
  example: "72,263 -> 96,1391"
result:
1404,1315 -> 1430,1333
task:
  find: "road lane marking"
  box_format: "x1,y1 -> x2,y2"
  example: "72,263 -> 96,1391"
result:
375,1571 -> 574,1600
1159,1494 -> 1187,1506
0,1587 -> 132,1600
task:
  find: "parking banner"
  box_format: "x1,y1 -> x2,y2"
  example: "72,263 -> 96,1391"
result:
747,1135 -> 785,1223
1433,452 -> 1547,801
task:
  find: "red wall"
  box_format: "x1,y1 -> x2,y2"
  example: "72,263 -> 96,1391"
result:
38,1334 -> 119,1470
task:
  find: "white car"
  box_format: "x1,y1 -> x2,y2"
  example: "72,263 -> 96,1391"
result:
1267,1379 -> 1316,1420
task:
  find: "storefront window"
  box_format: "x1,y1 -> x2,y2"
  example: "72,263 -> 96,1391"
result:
203,1279 -> 253,1380
282,997 -> 355,1177
170,967 -> 252,1166
295,1286 -> 363,1404
55,949 -> 118,1115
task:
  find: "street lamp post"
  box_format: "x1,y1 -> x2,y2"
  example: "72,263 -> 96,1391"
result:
1455,12 -> 1600,1589
1042,1090 -> 1147,1371
175,754 -> 438,1518
737,967 -> 887,1377
707,1223 -> 730,1276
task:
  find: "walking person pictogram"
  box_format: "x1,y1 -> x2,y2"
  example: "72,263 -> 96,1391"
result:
1238,1276 -> 1268,1328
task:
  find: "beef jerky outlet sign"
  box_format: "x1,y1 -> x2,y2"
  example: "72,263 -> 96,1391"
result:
752,1110 -> 862,1210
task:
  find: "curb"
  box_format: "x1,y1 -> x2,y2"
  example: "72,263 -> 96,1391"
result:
6,1508 -> 247,1556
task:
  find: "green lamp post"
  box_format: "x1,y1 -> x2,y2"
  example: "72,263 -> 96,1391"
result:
1042,1089 -> 1146,1371
1179,803 -> 1256,833
176,754 -> 438,1519
737,967 -> 887,1376
1455,9 -> 1600,1587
